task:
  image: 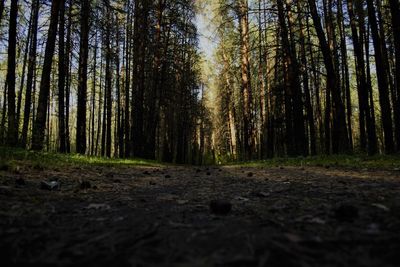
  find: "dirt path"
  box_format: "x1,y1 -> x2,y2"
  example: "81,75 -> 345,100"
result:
1,165 -> 400,266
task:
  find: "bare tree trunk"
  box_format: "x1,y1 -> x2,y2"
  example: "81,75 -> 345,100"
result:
90,32 -> 97,156
65,0 -> 72,153
31,0 -> 61,150
76,0 -> 90,154
338,0 -> 353,149
58,0 -> 66,153
308,0 -> 349,154
366,0 -> 395,153
16,9 -> 33,139
389,0 -> 400,151
238,0 -> 253,160
6,0 -> 19,146
21,0 -> 40,148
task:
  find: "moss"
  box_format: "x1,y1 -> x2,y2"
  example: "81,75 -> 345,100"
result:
0,146 -> 163,170
228,154 -> 400,170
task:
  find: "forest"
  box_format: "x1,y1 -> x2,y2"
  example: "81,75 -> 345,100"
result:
1,0 -> 400,266
0,0 -> 399,164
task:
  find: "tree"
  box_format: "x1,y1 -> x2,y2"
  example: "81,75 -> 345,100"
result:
76,0 -> 91,154
31,0 -> 62,150
307,0 -> 349,154
237,0 -> 253,160
21,0 -> 40,148
389,0 -> 400,151
366,0 -> 394,153
58,0 -> 67,153
6,0 -> 19,147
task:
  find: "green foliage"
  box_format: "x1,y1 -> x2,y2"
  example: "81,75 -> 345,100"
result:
229,154 -> 400,170
0,146 -> 162,170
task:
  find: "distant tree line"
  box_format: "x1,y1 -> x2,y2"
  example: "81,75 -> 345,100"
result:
211,0 -> 400,161
0,0 -> 213,164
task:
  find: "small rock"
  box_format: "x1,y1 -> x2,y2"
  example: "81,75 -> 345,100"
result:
196,169 -> 201,173
279,166 -> 285,170
15,177 -> 26,186
206,172 -> 211,176
209,200 -> 232,215
247,172 -> 253,177
165,175 -> 171,179
0,186 -> 12,196
40,181 -> 61,191
371,203 -> 390,212
86,203 -> 111,210
255,191 -> 270,198
143,171 -> 150,175
333,203 -> 359,221
33,164 -> 44,171
80,180 -> 91,190
0,164 -> 10,171
149,181 -> 157,186
113,179 -> 122,183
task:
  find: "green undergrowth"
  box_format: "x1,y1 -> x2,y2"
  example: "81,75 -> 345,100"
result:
0,146 -> 162,171
229,154 -> 400,170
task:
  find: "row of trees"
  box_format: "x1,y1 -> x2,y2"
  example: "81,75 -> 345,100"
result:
0,0 -> 212,164
210,0 -> 400,160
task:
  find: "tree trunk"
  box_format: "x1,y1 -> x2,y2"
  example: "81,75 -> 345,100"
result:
65,0 -> 72,153
298,1 -> 316,155
6,0 -> 19,147
76,0 -> 90,154
124,0 -> 132,157
389,0 -> 400,151
366,0 -> 395,153
58,0 -> 66,153
347,0 -> 377,154
238,0 -> 253,160
308,0 -> 349,154
31,0 -> 61,150
21,0 -> 40,148
338,0 -> 353,150
90,32 -> 97,156
16,9 -> 33,139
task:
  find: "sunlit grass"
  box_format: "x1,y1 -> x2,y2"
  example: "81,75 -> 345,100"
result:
0,146 -> 163,170
230,154 -> 400,170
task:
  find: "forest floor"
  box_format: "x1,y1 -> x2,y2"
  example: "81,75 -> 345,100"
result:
1,150 -> 400,266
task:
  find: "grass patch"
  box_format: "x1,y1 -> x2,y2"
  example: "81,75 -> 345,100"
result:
0,146 -> 163,170
229,154 -> 400,170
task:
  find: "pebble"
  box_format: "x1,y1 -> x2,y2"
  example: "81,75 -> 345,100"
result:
209,200 -> 232,215
80,180 -> 91,190
334,203 -> 359,221
15,177 -> 26,186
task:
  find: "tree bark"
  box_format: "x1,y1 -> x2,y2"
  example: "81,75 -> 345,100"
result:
237,0 -> 253,160
76,0 -> 90,154
308,0 -> 349,154
389,0 -> 400,151
31,0 -> 61,150
58,0 -> 66,153
6,0 -> 19,147
366,0 -> 395,153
